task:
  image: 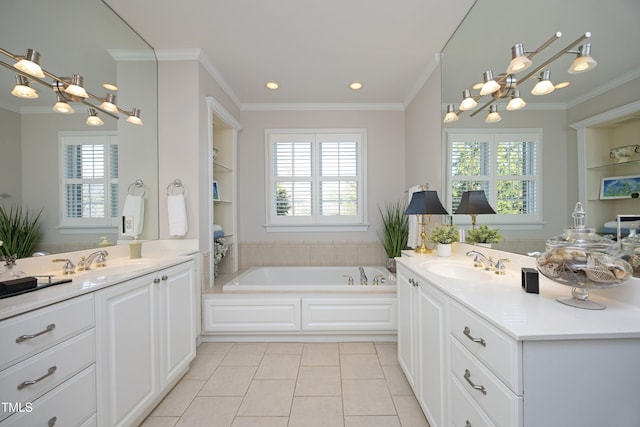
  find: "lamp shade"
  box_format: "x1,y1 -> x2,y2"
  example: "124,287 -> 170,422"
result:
404,191 -> 449,215
454,190 -> 496,215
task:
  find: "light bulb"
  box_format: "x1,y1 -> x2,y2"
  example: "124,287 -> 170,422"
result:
459,90 -> 477,111
480,71 -> 500,96
443,104 -> 459,123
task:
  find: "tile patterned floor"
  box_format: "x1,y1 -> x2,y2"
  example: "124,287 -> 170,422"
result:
141,342 -> 430,427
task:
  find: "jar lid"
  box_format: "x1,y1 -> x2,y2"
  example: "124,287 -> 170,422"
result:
546,202 -> 618,253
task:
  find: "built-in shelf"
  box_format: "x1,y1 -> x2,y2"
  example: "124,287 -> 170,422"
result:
214,162 -> 232,172
214,200 -> 232,205
587,159 -> 640,170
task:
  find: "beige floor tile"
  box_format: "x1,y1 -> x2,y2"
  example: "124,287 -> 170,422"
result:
237,379 -> 296,417
183,355 -> 224,380
197,342 -> 233,356
295,366 -> 342,396
375,343 -> 399,366
340,354 -> 384,379
230,417 -> 289,427
301,343 -> 339,366
342,379 -> 396,416
254,354 -> 300,380
344,415 -> 402,427
288,396 -> 344,427
382,365 -> 413,395
175,396 -> 242,427
221,343 -> 267,366
339,342 -> 376,354
199,366 -> 257,396
392,395 -> 430,427
151,380 -> 205,417
266,342 -> 304,355
140,416 -> 179,427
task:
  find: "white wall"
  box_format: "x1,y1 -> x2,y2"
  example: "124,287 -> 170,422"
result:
0,108 -> 21,205
237,109 -> 405,242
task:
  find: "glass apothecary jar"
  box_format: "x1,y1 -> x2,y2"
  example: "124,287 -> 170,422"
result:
619,228 -> 640,278
536,202 -> 633,310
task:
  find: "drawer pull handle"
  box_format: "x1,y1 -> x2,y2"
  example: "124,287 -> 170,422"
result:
16,323 -> 56,343
48,416 -> 57,427
464,369 -> 487,395
17,366 -> 57,390
463,326 -> 486,347
408,278 -> 418,287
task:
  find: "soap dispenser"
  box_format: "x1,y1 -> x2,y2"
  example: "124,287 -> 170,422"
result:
99,236 -> 112,247
129,236 -> 142,259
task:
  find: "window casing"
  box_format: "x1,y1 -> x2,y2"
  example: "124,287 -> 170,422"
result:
266,129 -> 367,231
59,132 -> 118,229
445,130 -> 542,226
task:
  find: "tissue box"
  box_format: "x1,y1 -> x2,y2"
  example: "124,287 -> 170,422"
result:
0,277 -> 37,296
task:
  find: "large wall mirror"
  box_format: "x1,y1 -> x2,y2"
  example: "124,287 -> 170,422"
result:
0,0 -> 158,254
441,0 -> 640,254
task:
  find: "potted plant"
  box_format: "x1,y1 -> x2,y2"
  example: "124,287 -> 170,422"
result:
378,200 -> 409,272
466,224 -> 502,248
427,224 -> 459,257
0,204 -> 43,259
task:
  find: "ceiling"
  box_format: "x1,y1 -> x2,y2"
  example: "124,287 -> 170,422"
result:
102,0 -> 476,107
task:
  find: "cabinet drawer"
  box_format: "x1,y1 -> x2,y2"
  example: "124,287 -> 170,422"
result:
451,375 -> 495,427
203,298 -> 301,332
0,329 -> 95,419
1,364 -> 96,427
450,301 -> 521,393
302,297 -> 396,331
0,294 -> 94,370
451,338 -> 522,427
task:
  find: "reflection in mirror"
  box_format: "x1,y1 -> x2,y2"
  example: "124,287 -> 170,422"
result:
441,0 -> 640,255
0,0 -> 158,255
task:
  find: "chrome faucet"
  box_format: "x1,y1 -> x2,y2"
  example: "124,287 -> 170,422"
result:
466,250 -> 495,271
77,250 -> 108,271
358,266 -> 368,285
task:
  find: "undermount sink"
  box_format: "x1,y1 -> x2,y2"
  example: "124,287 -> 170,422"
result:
422,261 -> 495,281
91,258 -> 162,276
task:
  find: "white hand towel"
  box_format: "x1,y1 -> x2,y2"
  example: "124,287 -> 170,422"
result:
122,194 -> 145,237
407,185 -> 423,249
168,194 -> 188,236
212,224 -> 223,232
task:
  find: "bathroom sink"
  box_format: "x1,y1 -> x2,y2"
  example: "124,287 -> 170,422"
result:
421,261 -> 495,281
86,258 -> 163,277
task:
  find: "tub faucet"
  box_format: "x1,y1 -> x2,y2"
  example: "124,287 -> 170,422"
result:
358,266 -> 368,285
77,250 -> 109,271
466,250 -> 495,271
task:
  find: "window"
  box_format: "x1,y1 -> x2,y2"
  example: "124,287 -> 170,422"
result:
445,130 -> 541,226
59,132 -> 118,230
266,129 -> 367,231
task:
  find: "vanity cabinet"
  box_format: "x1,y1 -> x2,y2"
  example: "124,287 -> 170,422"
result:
397,264 -> 449,427
397,256 -> 640,427
95,260 -> 196,427
0,294 -> 96,426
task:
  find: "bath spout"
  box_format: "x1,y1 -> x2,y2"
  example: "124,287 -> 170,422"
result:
358,266 -> 368,285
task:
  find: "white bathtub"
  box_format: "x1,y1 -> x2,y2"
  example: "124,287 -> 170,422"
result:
222,266 -> 396,293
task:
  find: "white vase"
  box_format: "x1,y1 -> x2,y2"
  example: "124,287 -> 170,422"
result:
436,243 -> 452,257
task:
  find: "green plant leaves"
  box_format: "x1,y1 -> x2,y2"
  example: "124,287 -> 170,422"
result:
0,205 -> 43,259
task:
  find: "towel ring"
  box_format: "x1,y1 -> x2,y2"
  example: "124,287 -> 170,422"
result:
128,179 -> 146,198
167,179 -> 185,196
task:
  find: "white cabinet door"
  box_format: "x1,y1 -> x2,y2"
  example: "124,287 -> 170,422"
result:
417,277 -> 449,427
96,274 -> 157,427
158,262 -> 196,387
396,266 -> 416,388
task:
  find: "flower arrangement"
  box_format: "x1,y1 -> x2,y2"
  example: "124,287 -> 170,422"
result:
427,224 -> 459,244
466,224 -> 503,244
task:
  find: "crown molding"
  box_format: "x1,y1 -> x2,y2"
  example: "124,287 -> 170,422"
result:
241,103 -> 405,112
107,49 -> 157,61
566,68 -> 640,108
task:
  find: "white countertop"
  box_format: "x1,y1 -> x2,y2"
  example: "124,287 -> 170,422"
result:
0,240 -> 199,320
397,243 -> 640,341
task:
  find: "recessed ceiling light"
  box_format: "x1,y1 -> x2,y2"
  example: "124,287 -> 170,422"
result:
265,81 -> 279,90
554,81 -> 570,89
349,82 -> 363,90
102,82 -> 118,91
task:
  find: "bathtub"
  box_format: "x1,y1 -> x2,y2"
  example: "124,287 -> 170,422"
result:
222,266 -> 396,293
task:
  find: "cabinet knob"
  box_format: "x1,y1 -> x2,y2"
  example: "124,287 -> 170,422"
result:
48,417 -> 57,427
465,421 -> 472,427
161,275 -> 168,281
153,278 -> 161,284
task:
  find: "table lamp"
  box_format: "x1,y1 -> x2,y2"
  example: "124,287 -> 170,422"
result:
404,190 -> 449,253
454,190 -> 496,230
